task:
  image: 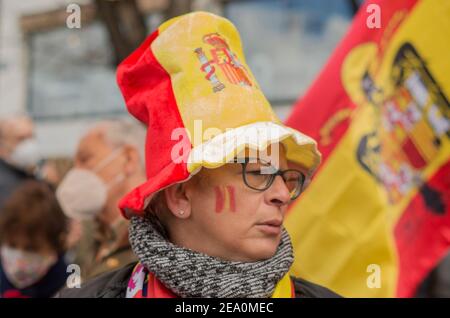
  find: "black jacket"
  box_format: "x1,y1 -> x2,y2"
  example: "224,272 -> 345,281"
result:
56,262 -> 341,298
0,158 -> 34,211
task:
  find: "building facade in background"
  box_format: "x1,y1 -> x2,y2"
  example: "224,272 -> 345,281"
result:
0,0 -> 353,157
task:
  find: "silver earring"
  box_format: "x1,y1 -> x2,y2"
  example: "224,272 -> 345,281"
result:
179,210 -> 185,215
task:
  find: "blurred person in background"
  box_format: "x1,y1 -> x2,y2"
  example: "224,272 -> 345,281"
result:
56,118 -> 146,279
0,181 -> 69,298
36,157 -> 85,268
0,115 -> 39,211
38,157 -> 73,188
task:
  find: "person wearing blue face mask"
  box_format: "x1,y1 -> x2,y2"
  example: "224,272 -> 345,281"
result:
0,181 -> 68,298
56,119 -> 146,279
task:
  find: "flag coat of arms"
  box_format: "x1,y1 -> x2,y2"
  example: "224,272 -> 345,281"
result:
285,0 -> 449,297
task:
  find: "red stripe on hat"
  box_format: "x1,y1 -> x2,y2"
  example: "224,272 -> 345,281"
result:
117,30 -> 192,216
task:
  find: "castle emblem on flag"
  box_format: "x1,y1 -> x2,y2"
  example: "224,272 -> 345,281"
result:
195,33 -> 253,92
346,42 -> 449,207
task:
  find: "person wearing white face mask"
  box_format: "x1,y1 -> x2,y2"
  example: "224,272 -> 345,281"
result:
0,181 -> 68,298
0,115 -> 39,211
56,119 -> 146,278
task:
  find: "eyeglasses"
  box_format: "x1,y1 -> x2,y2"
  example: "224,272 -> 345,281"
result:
230,157 -> 306,201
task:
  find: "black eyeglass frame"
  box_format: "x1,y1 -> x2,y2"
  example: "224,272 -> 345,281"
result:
229,157 -> 306,201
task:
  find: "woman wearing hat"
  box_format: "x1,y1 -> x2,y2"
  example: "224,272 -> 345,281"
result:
58,12 -> 339,298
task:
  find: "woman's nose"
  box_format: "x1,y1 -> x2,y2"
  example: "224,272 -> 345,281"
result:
266,175 -> 291,207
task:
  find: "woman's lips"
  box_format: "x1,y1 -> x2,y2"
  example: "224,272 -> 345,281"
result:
255,219 -> 282,235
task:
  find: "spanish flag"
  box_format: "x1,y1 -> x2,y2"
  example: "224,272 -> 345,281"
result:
284,0 -> 450,297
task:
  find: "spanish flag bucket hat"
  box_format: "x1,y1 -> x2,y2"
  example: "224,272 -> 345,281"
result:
117,11 -> 321,218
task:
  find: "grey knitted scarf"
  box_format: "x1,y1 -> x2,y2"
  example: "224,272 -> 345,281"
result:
128,215 -> 294,298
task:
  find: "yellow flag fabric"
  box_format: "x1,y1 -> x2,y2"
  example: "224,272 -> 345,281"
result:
285,0 -> 450,297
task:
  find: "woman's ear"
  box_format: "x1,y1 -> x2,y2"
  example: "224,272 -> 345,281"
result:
164,184 -> 191,219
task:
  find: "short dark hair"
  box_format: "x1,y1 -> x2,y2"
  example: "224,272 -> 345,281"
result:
0,180 -> 68,254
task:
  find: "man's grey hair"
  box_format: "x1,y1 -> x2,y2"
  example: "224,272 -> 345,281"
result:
97,118 -> 147,166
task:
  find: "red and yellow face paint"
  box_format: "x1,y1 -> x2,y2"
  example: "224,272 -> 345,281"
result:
214,185 -> 236,213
